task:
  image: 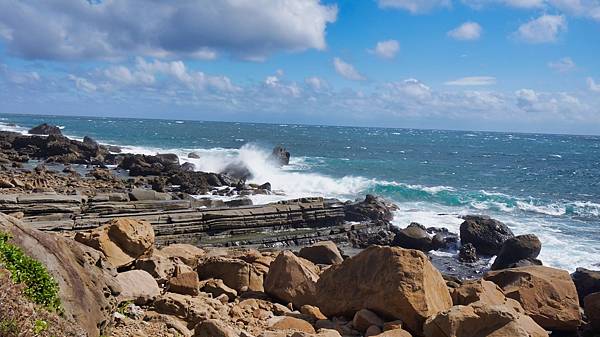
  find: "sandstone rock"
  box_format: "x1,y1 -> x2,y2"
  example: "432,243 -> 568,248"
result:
129,188 -> 172,201
197,256 -> 263,292
298,241 -> 343,265
383,321 -> 404,331
135,253 -> 176,284
572,267 -> 600,303
372,329 -> 412,337
316,246 -> 452,335
265,251 -> 320,308
301,305 -> 328,321
269,316 -> 316,334
159,243 -> 205,267
75,218 -> 154,268
451,279 -> 506,306
485,265 -> 581,331
584,292 -> 600,331
116,270 -> 161,305
153,292 -> 223,327
459,215 -> 514,255
457,243 -> 477,263
423,299 -> 548,337
200,278 -> 238,301
353,309 -> 384,332
28,123 -> 62,135
193,319 -> 239,337
365,325 -> 382,336
168,264 -> 200,296
491,234 -> 542,270
392,223 -> 433,252
0,213 -> 119,337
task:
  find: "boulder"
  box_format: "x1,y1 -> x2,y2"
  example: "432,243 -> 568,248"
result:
168,264 -> 200,296
83,136 -> 99,147
199,278 -> 238,301
485,265 -> 581,331
353,309 -> 384,332
298,241 -> 343,265
188,152 -> 201,159
135,253 -> 176,284
265,250 -> 320,308
316,246 -> 452,335
451,279 -> 506,306
459,215 -> 514,255
28,123 -> 62,135
156,153 -> 180,165
269,145 -> 291,166
301,305 -> 328,321
584,292 -> 600,331
457,243 -> 477,263
269,316 -> 316,334
159,243 -> 205,267
423,299 -> 548,337
491,234 -> 542,270
193,319 -> 238,337
372,329 -> 412,337
572,267 -> 600,303
392,223 -> 433,252
152,292 -> 223,327
197,256 -> 264,292
75,218 -> 155,268
344,194 -> 398,223
116,270 -> 161,305
0,213 -> 119,337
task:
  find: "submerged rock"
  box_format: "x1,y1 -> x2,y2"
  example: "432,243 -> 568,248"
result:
459,215 -> 514,256
458,243 -> 478,263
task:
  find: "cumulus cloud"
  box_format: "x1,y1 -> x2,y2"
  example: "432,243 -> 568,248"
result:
333,58 -> 366,81
548,0 -> 600,21
445,76 -> 497,86
0,0 -> 338,61
370,40 -> 400,59
548,57 -> 576,72
588,77 -> 600,92
377,0 -> 451,13
515,15 -> 567,43
305,77 -> 329,91
447,22 -> 483,40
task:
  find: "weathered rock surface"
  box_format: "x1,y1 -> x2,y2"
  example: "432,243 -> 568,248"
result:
264,250 -> 320,308
458,243 -> 477,263
485,265 -> 581,331
168,264 -> 200,296
392,223 -> 433,252
459,215 -> 514,255
193,319 -> 239,337
423,299 -> 549,337
316,246 -> 452,335
197,256 -> 264,292
451,279 -> 506,306
75,218 -> 155,268
572,267 -> 600,303
298,241 -> 343,265
353,309 -> 384,332
0,213 -> 119,337
116,269 -> 161,305
199,278 -> 237,301
158,244 -> 205,267
584,292 -> 600,332
269,316 -> 315,334
491,234 -> 542,270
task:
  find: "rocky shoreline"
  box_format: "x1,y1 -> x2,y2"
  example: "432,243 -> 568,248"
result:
0,124 -> 599,337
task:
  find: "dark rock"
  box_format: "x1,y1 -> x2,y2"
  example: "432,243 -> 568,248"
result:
259,182 -> 272,191
458,243 -> 478,263
344,194 -> 398,223
117,153 -> 180,176
392,222 -> 433,251
188,152 -> 200,159
224,198 -> 253,207
155,153 -> 179,165
269,145 -> 290,166
28,123 -> 62,135
491,234 -> 542,270
220,162 -> 251,181
572,268 -> 600,304
181,162 -> 195,171
459,215 -> 514,255
107,145 -> 122,153
83,136 -> 99,148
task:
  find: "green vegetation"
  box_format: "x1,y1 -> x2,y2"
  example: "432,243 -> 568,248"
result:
34,319 -> 49,334
0,319 -> 19,335
0,232 -> 61,312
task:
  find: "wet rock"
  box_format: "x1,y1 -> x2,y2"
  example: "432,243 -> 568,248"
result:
485,265 -> 581,331
270,145 -> 291,166
344,194 -> 398,223
156,153 -> 180,165
168,171 -> 212,194
83,136 -> 99,147
316,246 -> 452,335
458,243 -> 478,263
181,162 -> 196,171
265,250 -> 320,308
221,161 -> 252,181
459,215 -> 514,256
392,223 -> 433,252
28,123 -> 62,135
188,152 -> 200,159
298,241 -> 344,265
491,234 -> 542,270
572,267 -> 600,303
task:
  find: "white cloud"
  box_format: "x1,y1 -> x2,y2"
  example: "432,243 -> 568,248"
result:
588,77 -> 600,92
0,0 -> 338,61
0,64 -> 40,84
68,74 -> 97,93
333,58 -> 365,81
305,77 -> 328,91
549,0 -> 600,21
370,40 -> 400,59
515,15 -> 567,43
447,22 -> 483,40
504,0 -> 546,8
377,0 -> 451,13
445,76 -> 497,86
548,57 -> 576,72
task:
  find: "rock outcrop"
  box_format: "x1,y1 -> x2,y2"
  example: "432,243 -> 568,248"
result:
28,123 -> 62,135
459,215 -> 514,255
485,265 -> 581,331
491,234 -> 542,270
270,146 -> 291,166
316,246 -> 452,335
344,194 -> 398,223
264,250 -> 320,308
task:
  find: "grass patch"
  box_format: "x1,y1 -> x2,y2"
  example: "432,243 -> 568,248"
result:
0,231 -> 61,312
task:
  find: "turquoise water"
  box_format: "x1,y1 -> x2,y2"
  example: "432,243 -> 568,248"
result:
1,113 -> 599,270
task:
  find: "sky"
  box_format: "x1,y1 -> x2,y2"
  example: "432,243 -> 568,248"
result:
0,0 -> 599,134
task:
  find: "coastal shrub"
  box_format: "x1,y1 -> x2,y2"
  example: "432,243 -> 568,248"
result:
0,231 -> 61,312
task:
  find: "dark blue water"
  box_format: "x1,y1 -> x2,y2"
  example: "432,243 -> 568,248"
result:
2,113 -> 599,270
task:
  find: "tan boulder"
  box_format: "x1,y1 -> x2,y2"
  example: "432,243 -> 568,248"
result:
584,292 -> 600,331
265,251 -> 320,308
200,278 -> 238,301
135,252 -> 176,284
301,305 -> 328,321
153,292 -> 225,327
197,256 -> 263,292
423,299 -> 548,337
269,316 -> 316,334
353,309 -> 384,332
193,319 -> 238,337
159,244 -> 205,267
451,279 -> 506,306
485,265 -> 581,331
383,321 -> 404,331
298,241 -> 344,265
372,329 -> 412,337
75,218 -> 154,268
168,264 -> 200,296
315,246 -> 452,335
116,270 -> 161,305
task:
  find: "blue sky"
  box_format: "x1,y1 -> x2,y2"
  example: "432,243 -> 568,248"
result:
1,0 -> 599,134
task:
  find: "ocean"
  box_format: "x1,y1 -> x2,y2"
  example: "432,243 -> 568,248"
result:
1,113 -> 599,271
